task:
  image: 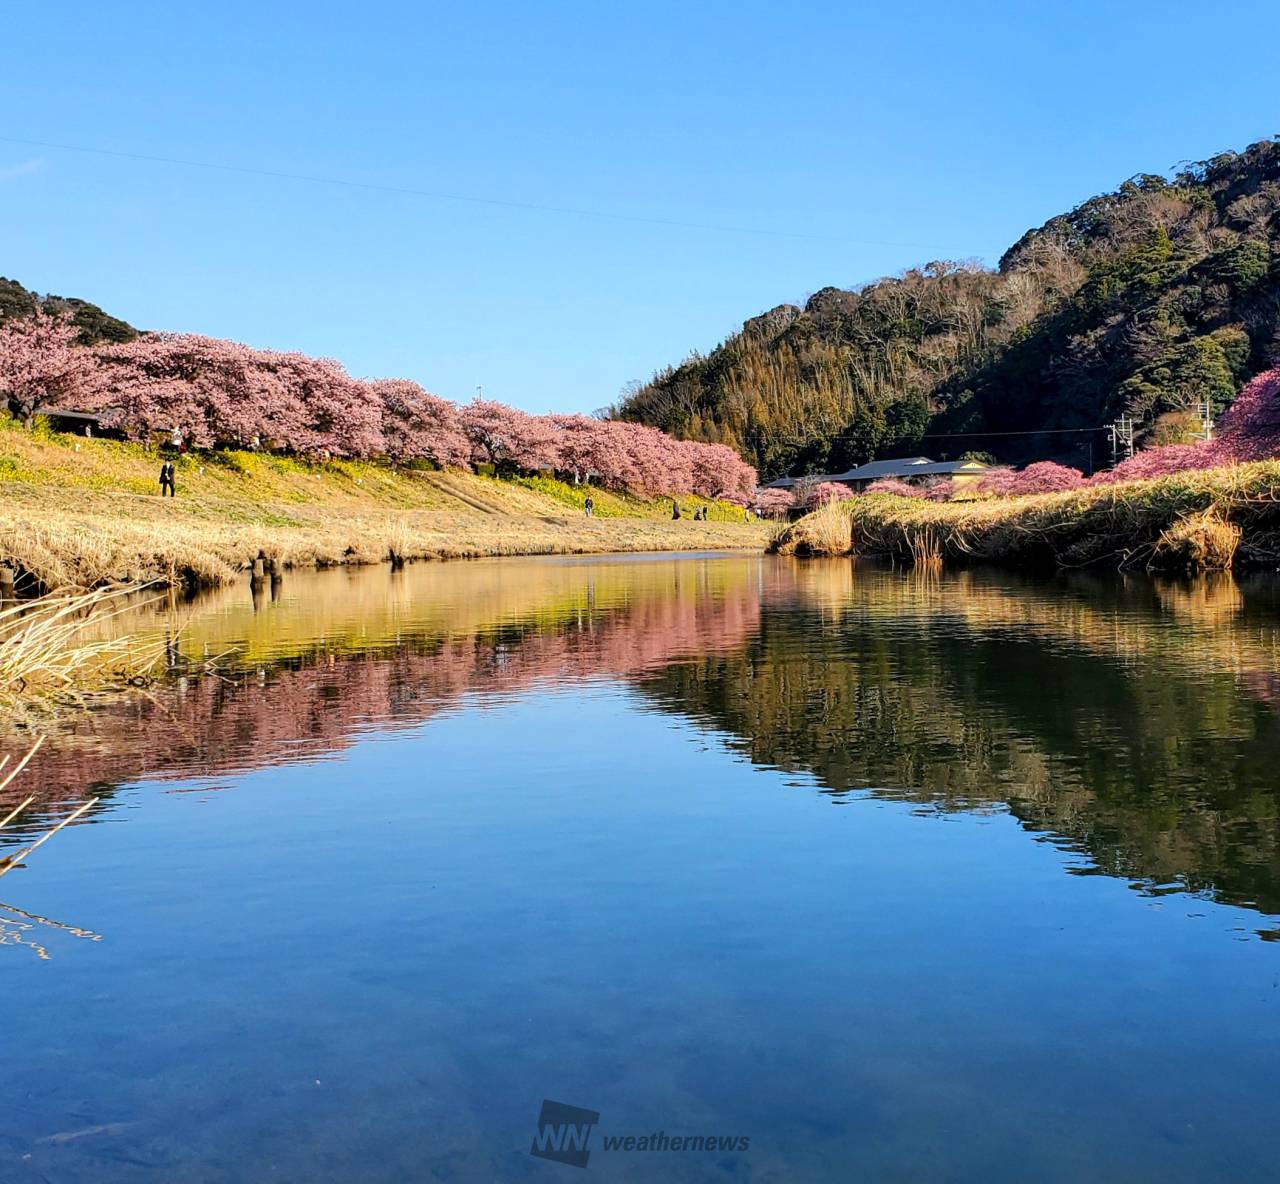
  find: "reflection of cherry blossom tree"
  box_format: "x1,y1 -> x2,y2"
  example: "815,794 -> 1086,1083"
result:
0,308 -> 93,424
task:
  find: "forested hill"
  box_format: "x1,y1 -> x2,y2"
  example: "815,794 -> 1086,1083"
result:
612,138 -> 1280,477
0,275 -> 137,344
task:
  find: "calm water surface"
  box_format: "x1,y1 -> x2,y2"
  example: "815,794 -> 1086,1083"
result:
3,554 -> 1279,1182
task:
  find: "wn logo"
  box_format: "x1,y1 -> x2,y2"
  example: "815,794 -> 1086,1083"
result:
530,1099 -> 600,1169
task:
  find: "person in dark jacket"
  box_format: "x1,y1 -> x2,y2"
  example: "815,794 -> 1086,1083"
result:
672,501 -> 681,520
584,495 -> 594,517
159,460 -> 176,497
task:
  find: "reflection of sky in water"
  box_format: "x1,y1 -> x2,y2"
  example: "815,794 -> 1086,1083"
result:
1,556 -> 1279,1181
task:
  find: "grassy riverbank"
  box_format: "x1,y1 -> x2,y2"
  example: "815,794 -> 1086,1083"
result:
773,461 -> 1280,572
0,421 -> 770,590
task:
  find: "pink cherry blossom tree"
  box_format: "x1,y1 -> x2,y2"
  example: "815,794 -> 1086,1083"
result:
1089,444 -> 1212,485
684,440 -> 758,501
460,399 -> 561,470
1212,367 -> 1280,461
372,379 -> 471,467
1009,461 -> 1085,494
803,481 -> 854,508
549,414 -> 614,484
865,478 -> 926,498
753,487 -> 796,516
83,334 -> 382,457
1,311 -> 764,495
0,308 -> 94,424
974,469 -> 1014,496
615,422 -> 689,497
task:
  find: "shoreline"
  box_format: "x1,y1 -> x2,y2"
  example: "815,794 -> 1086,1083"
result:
0,482 -> 770,592
772,461 -> 1280,573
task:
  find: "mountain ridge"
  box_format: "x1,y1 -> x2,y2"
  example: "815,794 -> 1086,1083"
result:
612,138 -> 1280,477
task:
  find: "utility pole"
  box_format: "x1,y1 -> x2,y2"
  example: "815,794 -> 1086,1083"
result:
1108,413 -> 1135,463
1195,399 -> 1215,442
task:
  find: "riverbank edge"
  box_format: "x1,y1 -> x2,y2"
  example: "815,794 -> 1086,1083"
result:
770,461 -> 1280,572
0,487 -> 772,593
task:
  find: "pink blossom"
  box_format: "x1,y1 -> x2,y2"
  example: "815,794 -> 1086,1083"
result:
1212,368 -> 1280,461
1090,443 -> 1216,485
0,310 -> 762,496
753,487 -> 796,515
977,462 -> 1084,496
803,481 -> 854,508
81,334 -> 383,457
865,478 -> 926,498
1010,461 -> 1085,494
460,399 -> 561,470
1091,368 -> 1280,483
372,379 -> 471,467
0,307 -> 93,423
975,468 -> 1019,496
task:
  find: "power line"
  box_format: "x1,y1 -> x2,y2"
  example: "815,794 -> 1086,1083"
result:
921,426 -> 1108,439
0,134 -> 993,253
770,425 -> 1110,442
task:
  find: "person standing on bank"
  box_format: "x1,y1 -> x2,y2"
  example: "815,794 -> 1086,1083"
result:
159,459 -> 176,497
584,495 -> 594,518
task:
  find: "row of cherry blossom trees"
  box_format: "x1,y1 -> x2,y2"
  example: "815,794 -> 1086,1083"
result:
0,313 -> 757,500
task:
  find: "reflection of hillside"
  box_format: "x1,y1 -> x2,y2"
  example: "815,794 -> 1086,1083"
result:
9,555 -> 1280,928
10,557 -> 763,824
637,560 -> 1280,921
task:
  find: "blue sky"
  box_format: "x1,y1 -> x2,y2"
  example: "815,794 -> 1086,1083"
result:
2,1 -> 1276,413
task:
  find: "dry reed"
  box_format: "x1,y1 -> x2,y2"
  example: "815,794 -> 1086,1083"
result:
0,586 -> 165,705
773,500 -> 853,556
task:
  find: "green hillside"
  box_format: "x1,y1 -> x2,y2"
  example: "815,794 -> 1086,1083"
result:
0,274 -> 138,344
613,138 -> 1280,477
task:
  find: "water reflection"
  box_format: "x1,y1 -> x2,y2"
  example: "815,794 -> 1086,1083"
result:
0,900 -> 102,960
4,554 -> 1280,1183
6,554 -> 1280,930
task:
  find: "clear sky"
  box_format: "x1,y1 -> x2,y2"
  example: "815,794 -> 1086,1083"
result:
3,1 -> 1276,414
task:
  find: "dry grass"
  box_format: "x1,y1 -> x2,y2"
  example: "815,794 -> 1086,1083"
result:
0,586 -> 165,705
0,485 -> 770,591
903,524 -> 943,569
1151,509 -> 1242,571
771,461 -> 1280,573
773,500 -> 852,556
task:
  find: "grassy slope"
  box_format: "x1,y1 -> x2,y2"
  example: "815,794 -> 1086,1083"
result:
0,421 -> 770,588
772,462 -> 1280,572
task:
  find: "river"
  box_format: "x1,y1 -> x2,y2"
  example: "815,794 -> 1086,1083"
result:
2,554 -> 1278,1182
